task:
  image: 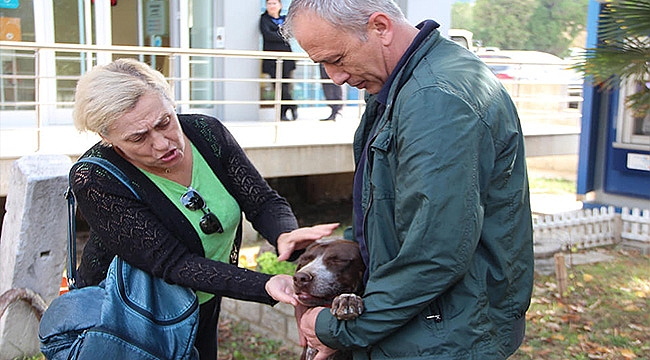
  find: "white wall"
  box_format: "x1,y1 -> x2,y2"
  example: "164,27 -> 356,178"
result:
220,1 -> 264,122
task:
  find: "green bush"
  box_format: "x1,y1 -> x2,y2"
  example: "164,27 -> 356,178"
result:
255,252 -> 297,275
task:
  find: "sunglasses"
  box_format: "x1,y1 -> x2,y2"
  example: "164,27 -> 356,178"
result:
180,187 -> 224,234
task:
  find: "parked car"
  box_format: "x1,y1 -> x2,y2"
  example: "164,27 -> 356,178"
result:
476,53 -> 519,80
477,50 -> 580,83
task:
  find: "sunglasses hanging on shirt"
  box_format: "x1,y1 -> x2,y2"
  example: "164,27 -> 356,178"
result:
180,187 -> 224,234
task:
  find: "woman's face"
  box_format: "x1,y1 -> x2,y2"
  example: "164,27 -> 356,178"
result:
102,91 -> 186,174
266,0 -> 282,18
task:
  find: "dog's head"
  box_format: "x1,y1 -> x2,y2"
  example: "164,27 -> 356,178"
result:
293,239 -> 365,307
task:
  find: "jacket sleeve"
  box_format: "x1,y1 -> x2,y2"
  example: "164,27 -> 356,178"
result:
315,88 -> 491,348
73,160 -> 278,305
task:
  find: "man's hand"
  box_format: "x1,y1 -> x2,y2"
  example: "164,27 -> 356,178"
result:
276,223 -> 339,261
300,307 -> 338,360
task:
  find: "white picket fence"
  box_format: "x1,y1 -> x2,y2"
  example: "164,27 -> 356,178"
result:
533,206 -> 650,253
621,207 -> 650,242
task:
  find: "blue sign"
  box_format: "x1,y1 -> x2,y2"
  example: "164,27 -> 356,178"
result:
0,0 -> 19,10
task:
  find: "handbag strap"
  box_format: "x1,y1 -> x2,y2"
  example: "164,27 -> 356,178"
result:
65,157 -> 140,289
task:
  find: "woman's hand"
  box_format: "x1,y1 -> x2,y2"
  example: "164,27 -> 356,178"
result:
276,223 -> 339,261
265,274 -> 298,306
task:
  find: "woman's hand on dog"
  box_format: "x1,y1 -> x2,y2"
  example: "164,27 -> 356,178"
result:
266,274 -> 299,306
276,223 -> 340,261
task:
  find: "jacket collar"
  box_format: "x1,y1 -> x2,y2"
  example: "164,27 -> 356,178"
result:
376,20 -> 440,107
354,21 -> 442,161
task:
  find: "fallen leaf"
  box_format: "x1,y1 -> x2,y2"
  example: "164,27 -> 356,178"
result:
518,345 -> 533,353
551,334 -> 565,341
569,304 -> 586,313
628,323 -> 647,331
588,299 -> 602,309
583,273 -> 594,282
538,349 -> 552,356
562,314 -> 581,322
620,348 -> 637,359
546,322 -> 562,331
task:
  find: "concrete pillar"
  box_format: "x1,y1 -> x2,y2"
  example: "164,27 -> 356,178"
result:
0,154 -> 71,359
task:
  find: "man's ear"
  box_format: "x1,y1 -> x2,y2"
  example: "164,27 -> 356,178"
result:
367,12 -> 393,45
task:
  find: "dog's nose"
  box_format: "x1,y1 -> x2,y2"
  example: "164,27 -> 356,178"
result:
293,271 -> 313,286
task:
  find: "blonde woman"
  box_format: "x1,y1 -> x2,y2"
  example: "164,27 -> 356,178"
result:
71,58 -> 336,358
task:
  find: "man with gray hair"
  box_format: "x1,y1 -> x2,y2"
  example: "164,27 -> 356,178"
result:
280,0 -> 534,358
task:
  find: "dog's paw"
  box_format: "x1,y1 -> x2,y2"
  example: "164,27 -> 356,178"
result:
330,293 -> 364,320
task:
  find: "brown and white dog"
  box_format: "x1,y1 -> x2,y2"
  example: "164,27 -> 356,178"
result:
293,239 -> 366,360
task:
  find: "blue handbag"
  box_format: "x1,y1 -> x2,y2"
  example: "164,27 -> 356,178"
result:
39,157 -> 199,360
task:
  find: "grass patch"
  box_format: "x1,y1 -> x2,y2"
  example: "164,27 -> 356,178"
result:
217,318 -> 298,360
529,176 -> 576,194
528,177 -> 576,194
511,249 -> 650,360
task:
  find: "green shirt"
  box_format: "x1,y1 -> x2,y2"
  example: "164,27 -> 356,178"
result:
142,143 -> 241,304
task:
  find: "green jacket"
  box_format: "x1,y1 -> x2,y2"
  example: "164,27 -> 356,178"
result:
315,28 -> 534,359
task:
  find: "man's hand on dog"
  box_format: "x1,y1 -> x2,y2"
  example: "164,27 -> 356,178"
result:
276,223 -> 340,261
300,307 -> 338,360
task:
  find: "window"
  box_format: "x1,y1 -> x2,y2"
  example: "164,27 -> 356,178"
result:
614,75 -> 650,151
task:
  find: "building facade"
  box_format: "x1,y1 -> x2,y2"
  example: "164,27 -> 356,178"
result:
577,0 -> 650,210
0,0 -> 451,125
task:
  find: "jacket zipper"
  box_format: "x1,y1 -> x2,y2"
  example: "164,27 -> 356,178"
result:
361,115 -> 389,256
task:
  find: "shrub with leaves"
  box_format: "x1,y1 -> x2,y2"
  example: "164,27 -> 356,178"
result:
255,252 -> 297,275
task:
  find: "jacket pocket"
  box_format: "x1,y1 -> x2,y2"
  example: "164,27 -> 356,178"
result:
368,129 -> 395,201
423,298 -> 447,335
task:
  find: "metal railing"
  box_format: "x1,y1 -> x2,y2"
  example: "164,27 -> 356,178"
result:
0,41 -> 369,155
1,41 -> 583,157
478,54 -> 584,127
0,40 -> 365,120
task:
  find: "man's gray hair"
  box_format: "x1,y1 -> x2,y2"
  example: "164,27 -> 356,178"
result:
281,0 -> 407,41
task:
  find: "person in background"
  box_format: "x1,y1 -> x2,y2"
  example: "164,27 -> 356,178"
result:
319,63 -> 343,121
260,0 -> 298,121
70,58 -> 335,359
277,0 -> 535,358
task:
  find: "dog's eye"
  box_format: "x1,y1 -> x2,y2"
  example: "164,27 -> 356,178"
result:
299,255 -> 315,265
326,256 -> 350,264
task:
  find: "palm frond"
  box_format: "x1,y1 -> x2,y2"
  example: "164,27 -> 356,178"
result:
572,0 -> 650,115
600,0 -> 650,39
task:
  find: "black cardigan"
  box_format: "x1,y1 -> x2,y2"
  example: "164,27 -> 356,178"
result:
73,114 -> 299,305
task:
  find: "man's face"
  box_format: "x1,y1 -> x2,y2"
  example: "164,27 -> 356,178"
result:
292,12 -> 390,94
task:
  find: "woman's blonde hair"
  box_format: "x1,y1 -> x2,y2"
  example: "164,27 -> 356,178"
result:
73,58 -> 175,136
